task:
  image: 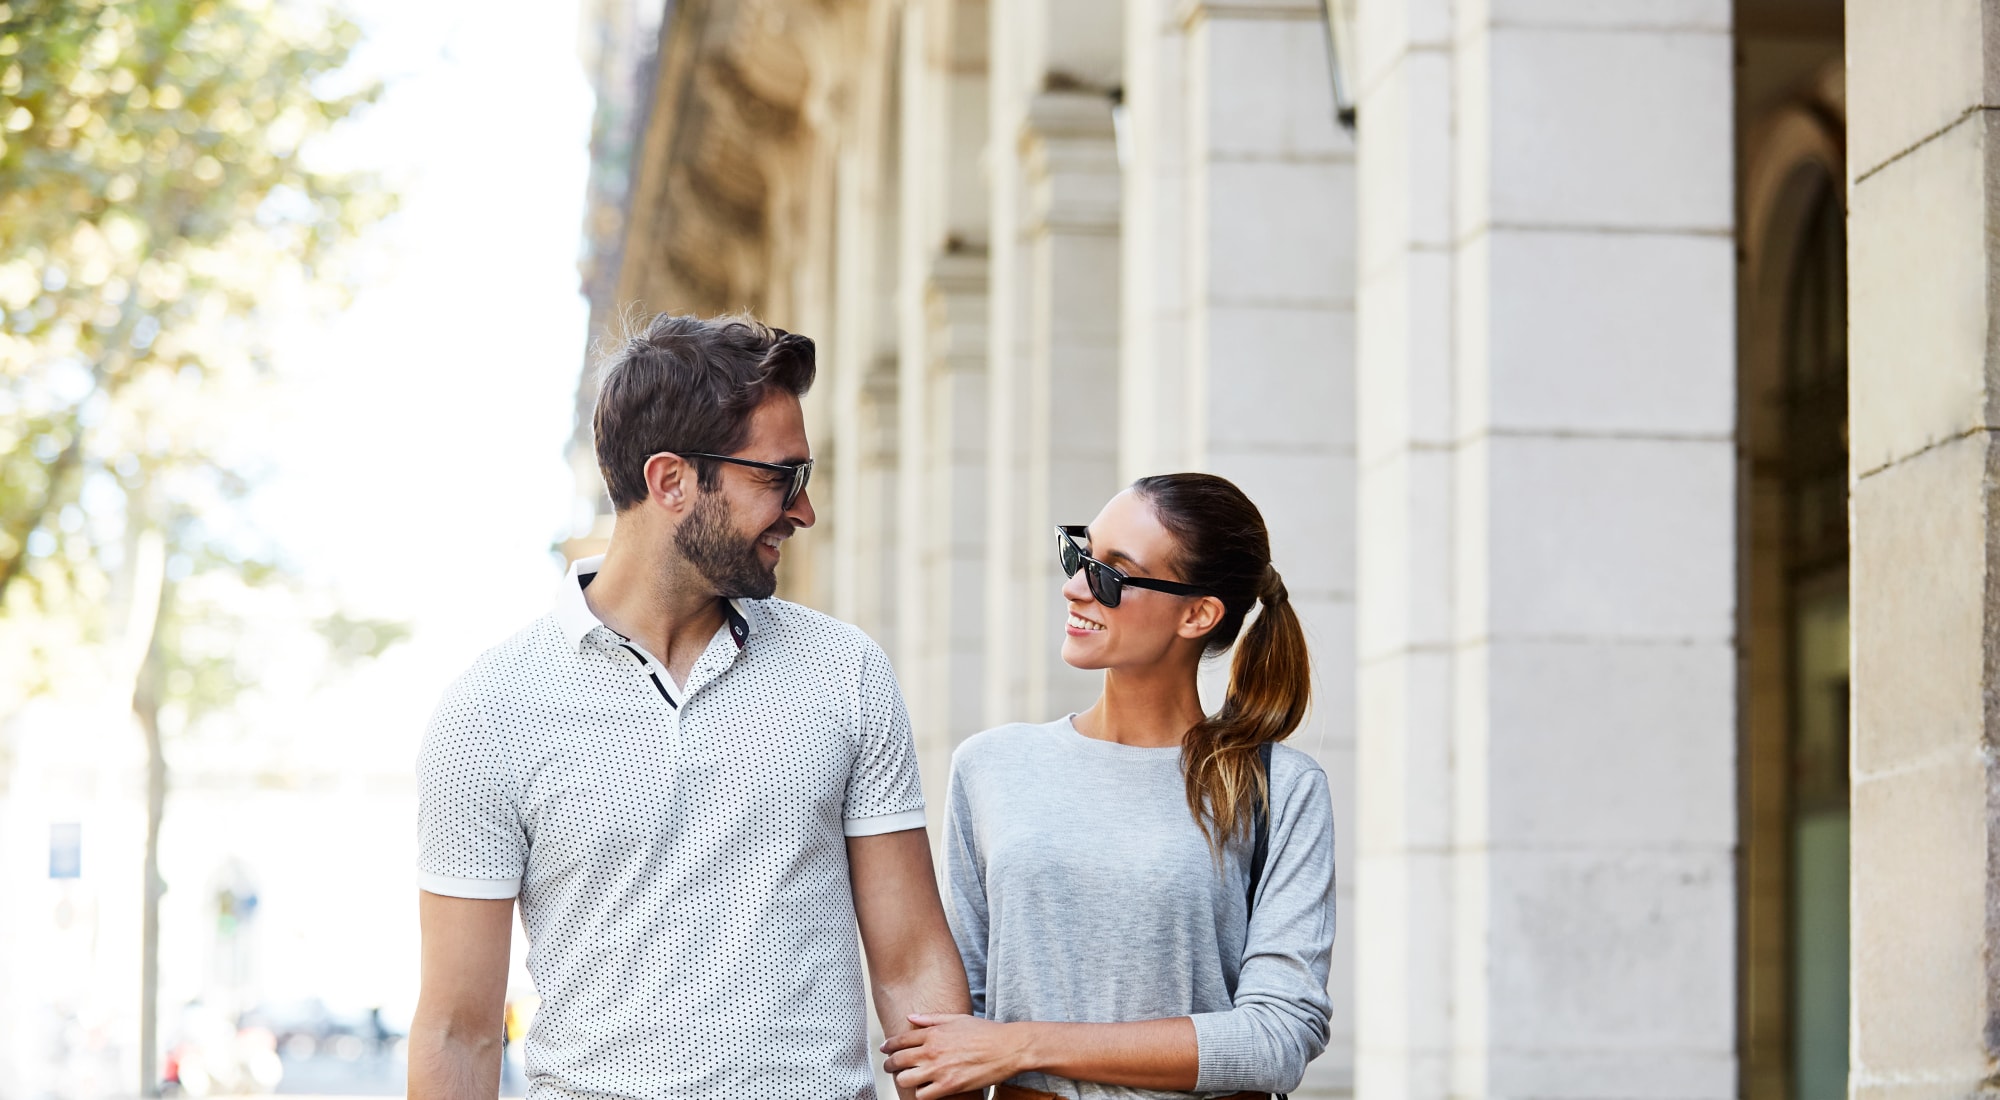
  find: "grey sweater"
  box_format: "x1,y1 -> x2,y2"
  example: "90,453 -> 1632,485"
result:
942,717 -> 1336,1098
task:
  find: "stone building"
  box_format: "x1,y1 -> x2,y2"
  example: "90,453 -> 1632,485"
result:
572,1 -> 2000,1097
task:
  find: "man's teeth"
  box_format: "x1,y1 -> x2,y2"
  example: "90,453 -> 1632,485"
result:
761,535 -> 782,549
1067,613 -> 1105,632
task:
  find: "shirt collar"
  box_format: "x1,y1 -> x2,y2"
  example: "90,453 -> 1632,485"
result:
556,555 -> 761,650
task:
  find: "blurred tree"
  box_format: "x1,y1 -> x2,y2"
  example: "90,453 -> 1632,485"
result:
0,0 -> 386,616
0,3 -> 393,1093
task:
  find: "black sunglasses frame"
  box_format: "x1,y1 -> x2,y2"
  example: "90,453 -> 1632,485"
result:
679,452 -> 814,510
1054,525 -> 1216,609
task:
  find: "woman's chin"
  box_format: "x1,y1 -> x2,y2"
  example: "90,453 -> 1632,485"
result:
1060,635 -> 1110,669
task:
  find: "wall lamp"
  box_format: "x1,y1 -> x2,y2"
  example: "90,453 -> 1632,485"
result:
1319,0 -> 1357,131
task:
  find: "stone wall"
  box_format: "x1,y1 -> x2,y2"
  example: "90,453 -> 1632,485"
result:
1353,0 -> 1740,1095
1847,1 -> 2000,1094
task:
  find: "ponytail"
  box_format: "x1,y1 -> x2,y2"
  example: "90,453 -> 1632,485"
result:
1130,474 -> 1314,859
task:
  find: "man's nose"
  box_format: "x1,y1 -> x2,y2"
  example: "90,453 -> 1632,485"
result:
787,488 -> 817,529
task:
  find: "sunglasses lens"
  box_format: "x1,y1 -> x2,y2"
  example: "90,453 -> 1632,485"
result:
1086,561 -> 1122,608
787,463 -> 812,508
1057,532 -> 1079,577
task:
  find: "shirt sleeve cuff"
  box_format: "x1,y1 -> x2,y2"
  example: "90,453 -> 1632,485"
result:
419,871 -> 521,899
842,808 -> 927,837
1189,1010 -> 1260,1092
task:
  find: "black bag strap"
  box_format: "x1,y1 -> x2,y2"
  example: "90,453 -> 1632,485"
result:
1244,740 -> 1287,1100
1245,741 -> 1274,914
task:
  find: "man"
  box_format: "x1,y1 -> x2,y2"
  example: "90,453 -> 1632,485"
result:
408,314 -> 974,1100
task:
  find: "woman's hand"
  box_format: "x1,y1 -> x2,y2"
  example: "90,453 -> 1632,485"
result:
880,1013 -> 1030,1100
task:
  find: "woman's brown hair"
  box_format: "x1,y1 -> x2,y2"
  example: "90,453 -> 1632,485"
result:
1131,472 -> 1312,857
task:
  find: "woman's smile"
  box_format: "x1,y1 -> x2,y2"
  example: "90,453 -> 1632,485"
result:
1066,610 -> 1107,635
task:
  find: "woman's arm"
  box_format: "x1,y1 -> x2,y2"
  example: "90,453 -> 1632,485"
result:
940,761 -> 990,1015
1183,760 -> 1336,1093
888,755 -> 1339,1099
880,1015 -> 1196,1099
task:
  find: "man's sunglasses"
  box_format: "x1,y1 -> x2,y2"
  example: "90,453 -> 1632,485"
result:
679,452 -> 815,510
1055,525 -> 1215,609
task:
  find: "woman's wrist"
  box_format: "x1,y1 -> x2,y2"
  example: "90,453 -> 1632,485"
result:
1005,1020 -> 1049,1077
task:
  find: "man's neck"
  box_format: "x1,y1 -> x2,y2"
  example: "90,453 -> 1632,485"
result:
584,534 -> 728,682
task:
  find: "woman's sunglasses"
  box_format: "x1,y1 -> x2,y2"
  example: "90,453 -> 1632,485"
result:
1054,525 -> 1216,609
678,452 -> 815,510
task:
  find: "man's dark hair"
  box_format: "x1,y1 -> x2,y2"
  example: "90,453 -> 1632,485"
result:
592,312 -> 816,511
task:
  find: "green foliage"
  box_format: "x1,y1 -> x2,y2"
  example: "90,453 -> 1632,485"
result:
0,0 -> 387,601
314,609 -> 410,666
0,0 -> 394,713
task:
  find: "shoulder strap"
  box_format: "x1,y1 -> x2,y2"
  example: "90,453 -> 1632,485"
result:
1244,741 -> 1287,1100
1245,741 -> 1274,915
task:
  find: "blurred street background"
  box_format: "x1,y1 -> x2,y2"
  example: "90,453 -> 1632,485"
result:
8,0 -> 2000,1100
1,0 -> 588,1095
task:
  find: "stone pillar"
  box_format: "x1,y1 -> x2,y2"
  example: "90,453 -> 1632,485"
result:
984,1 -> 1123,725
897,0 -> 992,815
1174,1 -> 1358,1092
982,0 -> 1033,727
1356,0 -> 1738,1095
1119,0 -> 1190,478
829,31 -> 904,652
1847,3 -> 2000,1095
1449,1 -> 1737,1094
1353,0 -> 1456,1094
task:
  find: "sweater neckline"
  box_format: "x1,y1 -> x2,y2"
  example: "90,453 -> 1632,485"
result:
1058,713 -> 1185,758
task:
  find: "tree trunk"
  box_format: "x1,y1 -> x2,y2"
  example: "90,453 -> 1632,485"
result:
134,647 -> 165,1099
126,525 -> 167,1099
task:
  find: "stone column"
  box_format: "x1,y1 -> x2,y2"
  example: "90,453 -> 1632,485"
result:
985,1 -> 1123,725
1021,92 -> 1123,716
982,0 -> 1032,726
1355,0 -> 1739,1092
1847,3 -> 2000,1095
897,0 -> 992,814
1352,0 -> 1456,1095
1175,1 -> 1358,1092
829,28 -> 904,653
1119,0 -> 1190,478
1448,1 -> 1737,1093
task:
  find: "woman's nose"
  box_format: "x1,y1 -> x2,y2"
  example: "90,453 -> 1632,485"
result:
1061,568 -> 1092,603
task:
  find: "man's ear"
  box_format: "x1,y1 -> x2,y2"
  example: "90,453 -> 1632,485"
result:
642,452 -> 696,514
1177,595 -> 1227,641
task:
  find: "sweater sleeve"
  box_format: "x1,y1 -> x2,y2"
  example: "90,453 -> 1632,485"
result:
941,751 -> 992,1017
1188,758 -> 1337,1093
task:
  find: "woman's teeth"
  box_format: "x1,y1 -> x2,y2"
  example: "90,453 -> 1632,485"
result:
1067,612 -> 1105,632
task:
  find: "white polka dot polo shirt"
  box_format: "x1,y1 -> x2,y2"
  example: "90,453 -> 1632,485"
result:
417,555 -> 927,1100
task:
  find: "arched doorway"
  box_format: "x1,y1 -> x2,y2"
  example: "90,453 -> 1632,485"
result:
1739,87 -> 1849,1100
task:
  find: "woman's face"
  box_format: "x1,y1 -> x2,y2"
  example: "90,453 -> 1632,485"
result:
1060,489 -> 1223,671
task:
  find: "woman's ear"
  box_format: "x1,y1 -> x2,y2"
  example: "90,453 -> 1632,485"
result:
1177,595 -> 1227,640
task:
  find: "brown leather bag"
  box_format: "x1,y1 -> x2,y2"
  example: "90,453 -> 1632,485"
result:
992,1087 -> 1266,1100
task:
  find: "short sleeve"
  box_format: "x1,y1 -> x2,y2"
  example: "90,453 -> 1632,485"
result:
416,675 -> 528,898
841,636 -> 926,835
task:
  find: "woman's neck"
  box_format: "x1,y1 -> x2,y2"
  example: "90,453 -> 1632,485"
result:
1074,659 -> 1207,748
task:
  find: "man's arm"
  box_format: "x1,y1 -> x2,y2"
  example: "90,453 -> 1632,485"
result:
848,829 -> 980,1100
408,892 -> 514,1100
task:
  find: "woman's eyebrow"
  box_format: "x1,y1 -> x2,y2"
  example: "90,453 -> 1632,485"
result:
1099,547 -> 1147,571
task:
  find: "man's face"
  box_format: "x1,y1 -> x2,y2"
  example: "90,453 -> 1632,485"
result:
674,392 -> 816,599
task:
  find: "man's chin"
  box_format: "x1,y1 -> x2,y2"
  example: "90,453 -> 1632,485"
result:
718,564 -> 779,601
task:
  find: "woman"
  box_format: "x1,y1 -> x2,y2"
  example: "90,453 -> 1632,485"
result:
882,473 -> 1337,1100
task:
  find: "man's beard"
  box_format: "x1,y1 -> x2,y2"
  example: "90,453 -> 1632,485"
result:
674,491 -> 782,600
